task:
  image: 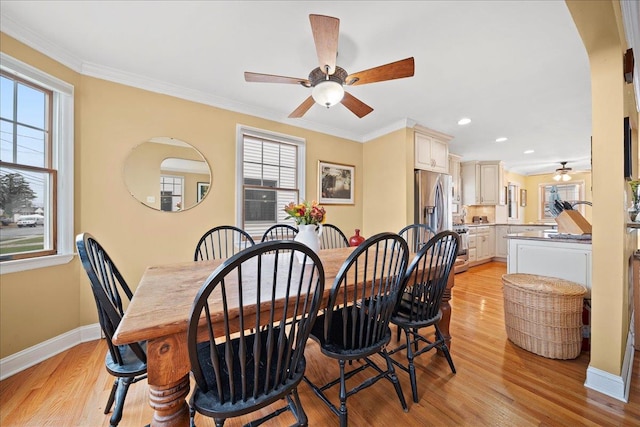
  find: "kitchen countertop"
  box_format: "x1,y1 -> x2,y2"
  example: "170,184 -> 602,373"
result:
505,230 -> 592,244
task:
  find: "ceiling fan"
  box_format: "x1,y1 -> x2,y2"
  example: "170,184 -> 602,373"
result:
244,14 -> 415,119
554,161 -> 573,181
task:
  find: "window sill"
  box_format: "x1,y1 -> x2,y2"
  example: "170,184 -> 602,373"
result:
0,253 -> 75,274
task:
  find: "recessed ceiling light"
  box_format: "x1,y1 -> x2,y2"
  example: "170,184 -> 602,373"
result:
524,149 -> 535,154
495,137 -> 508,142
457,118 -> 471,125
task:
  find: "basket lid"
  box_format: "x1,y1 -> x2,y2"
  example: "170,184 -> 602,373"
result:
501,273 -> 587,296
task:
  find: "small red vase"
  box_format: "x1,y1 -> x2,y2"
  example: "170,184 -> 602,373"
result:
349,229 -> 365,247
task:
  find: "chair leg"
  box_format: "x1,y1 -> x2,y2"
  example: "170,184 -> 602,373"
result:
104,379 -> 118,414
108,377 -> 133,427
403,328 -> 419,403
287,388 -> 308,426
382,348 -> 408,411
435,325 -> 456,374
338,359 -> 348,427
189,393 -> 197,427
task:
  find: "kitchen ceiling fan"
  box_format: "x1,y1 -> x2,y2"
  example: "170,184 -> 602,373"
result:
244,14 -> 415,119
554,161 -> 573,181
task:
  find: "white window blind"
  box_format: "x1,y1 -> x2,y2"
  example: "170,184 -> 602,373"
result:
237,126 -> 305,239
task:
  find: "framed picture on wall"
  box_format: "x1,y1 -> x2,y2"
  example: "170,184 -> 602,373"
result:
318,161 -> 355,205
520,189 -> 527,207
197,182 -> 210,202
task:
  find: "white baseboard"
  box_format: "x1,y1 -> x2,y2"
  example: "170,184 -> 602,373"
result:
584,329 -> 635,402
0,323 -> 101,381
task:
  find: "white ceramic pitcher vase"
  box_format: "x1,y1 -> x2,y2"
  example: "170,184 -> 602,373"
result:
294,224 -> 322,264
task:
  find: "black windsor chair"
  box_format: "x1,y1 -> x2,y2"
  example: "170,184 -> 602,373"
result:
76,233 -> 147,427
187,240 -> 325,427
388,230 -> 459,403
318,223 -> 349,249
260,224 -> 298,242
303,232 -> 410,427
398,223 -> 436,253
194,225 -> 255,261
396,223 -> 437,340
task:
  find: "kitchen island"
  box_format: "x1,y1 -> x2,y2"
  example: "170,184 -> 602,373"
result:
506,231 -> 592,295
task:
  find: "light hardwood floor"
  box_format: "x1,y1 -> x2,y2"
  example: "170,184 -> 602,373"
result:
1,262 -> 639,426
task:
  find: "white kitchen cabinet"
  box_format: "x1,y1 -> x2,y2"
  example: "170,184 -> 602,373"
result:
487,226 -> 496,257
449,154 -> 462,206
468,247 -> 477,263
461,161 -> 505,206
468,229 -> 477,262
495,225 -> 509,258
414,126 -> 452,173
476,226 -> 491,261
469,226 -> 492,265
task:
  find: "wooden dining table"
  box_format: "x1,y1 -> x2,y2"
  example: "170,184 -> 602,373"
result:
112,246 -> 456,427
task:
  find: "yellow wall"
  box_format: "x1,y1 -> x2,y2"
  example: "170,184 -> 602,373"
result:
566,0 -> 634,375
0,33 -> 364,358
362,128 -> 411,236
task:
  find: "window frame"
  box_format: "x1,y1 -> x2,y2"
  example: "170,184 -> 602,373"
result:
0,53 -> 74,274
538,180 -> 586,221
160,174 -> 184,212
236,125 -> 305,238
507,182 -> 519,220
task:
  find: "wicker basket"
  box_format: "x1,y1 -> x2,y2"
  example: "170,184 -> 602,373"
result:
502,273 -> 587,360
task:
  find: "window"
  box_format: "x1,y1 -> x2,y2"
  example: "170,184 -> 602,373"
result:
236,126 -> 305,239
0,54 -> 74,273
539,181 -> 585,220
507,183 -> 519,220
160,175 -> 184,211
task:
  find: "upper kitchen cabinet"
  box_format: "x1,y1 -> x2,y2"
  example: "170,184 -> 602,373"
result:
461,160 -> 505,206
414,126 -> 452,173
449,153 -> 462,206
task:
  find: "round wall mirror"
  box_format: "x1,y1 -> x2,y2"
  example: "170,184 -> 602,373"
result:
123,137 -> 211,211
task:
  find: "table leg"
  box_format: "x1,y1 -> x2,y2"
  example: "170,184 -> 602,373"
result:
147,334 -> 191,427
437,271 -> 454,355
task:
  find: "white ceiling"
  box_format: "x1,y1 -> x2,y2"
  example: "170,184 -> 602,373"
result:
1,1 -> 595,175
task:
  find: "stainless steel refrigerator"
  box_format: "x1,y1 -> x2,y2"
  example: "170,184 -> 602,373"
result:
414,169 -> 452,233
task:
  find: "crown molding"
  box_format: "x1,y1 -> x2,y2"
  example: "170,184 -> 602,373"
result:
0,14 -> 83,72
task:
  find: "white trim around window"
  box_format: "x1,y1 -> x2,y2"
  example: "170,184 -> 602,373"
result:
235,125 -> 306,230
0,53 -> 75,274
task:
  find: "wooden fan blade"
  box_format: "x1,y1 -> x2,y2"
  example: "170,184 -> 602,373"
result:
341,92 -> 373,118
346,57 -> 415,86
244,72 -> 309,86
309,14 -> 339,75
288,96 -> 315,118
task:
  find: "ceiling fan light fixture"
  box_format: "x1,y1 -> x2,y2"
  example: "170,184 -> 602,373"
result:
553,161 -> 572,181
312,80 -> 344,108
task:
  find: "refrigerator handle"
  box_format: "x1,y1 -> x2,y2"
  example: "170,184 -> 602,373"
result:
435,180 -> 444,231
